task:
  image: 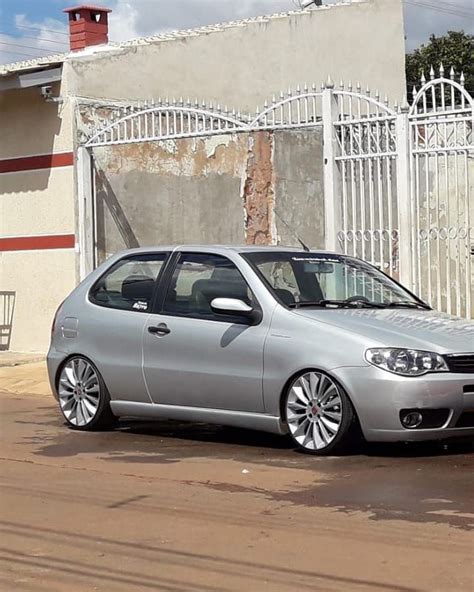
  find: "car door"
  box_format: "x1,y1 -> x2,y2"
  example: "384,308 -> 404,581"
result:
84,251 -> 170,403
142,252 -> 268,412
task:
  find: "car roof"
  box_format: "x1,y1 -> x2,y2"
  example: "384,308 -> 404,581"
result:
114,244 -> 338,256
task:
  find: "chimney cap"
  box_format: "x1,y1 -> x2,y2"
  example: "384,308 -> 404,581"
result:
63,5 -> 112,14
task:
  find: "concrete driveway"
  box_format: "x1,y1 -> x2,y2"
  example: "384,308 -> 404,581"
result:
1,362 -> 473,591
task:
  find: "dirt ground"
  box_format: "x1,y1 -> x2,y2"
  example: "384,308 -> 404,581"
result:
0,362 -> 473,592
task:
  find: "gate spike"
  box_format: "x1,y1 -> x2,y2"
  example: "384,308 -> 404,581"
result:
272,95 -> 276,104
280,90 -> 284,99
186,97 -> 191,106
325,75 -> 334,89
232,108 -> 236,117
237,110 -> 241,120
296,84 -> 301,94
340,80 -> 344,90
151,98 -> 155,107
320,82 -> 324,92
287,87 -> 292,97
384,95 -> 389,106
209,101 -> 213,110
460,71 -> 465,86
429,65 -> 435,80
303,82 -> 308,92
172,97 -> 177,106
194,98 -> 199,107
375,89 -> 380,101
366,85 -> 370,96
420,71 -> 426,85
348,80 -> 353,91
439,63 -> 444,77
450,66 -> 455,80
311,82 -> 317,92
224,105 -> 229,114
412,85 -> 417,100
216,104 -> 221,112
201,100 -> 206,109
179,96 -> 183,106
356,81 -> 361,92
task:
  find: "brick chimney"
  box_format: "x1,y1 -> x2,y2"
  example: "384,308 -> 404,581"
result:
63,5 -> 112,52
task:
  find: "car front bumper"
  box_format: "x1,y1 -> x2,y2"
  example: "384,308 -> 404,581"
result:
332,365 -> 474,442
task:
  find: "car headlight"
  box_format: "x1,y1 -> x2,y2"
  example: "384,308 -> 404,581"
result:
365,348 -> 449,376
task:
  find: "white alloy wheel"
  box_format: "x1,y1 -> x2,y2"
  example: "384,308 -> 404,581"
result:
58,357 -> 101,427
286,371 -> 346,452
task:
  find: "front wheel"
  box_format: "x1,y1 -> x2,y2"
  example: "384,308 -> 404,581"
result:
57,356 -> 116,431
284,370 -> 356,455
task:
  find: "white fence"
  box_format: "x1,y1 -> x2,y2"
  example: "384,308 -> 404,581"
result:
80,68 -> 473,318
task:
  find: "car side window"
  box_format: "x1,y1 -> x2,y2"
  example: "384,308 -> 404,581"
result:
162,253 -> 256,321
90,253 -> 168,312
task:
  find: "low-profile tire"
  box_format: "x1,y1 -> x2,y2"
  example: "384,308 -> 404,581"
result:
284,370 -> 357,455
57,355 -> 116,431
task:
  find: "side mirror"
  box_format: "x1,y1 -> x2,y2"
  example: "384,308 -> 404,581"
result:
210,297 -> 261,323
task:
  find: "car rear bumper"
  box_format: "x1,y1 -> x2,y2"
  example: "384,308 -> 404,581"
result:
46,346 -> 68,401
332,365 -> 474,442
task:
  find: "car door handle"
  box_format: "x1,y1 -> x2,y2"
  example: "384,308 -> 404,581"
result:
148,324 -> 171,336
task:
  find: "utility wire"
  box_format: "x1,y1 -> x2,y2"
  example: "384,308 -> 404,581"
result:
0,32 -> 69,46
0,41 -> 68,52
0,48 -> 61,59
405,0 -> 474,19
13,23 -> 69,36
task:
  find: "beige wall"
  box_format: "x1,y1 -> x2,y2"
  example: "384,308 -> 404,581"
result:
0,82 -> 73,158
0,81 -> 76,353
65,0 -> 406,110
0,250 -> 76,352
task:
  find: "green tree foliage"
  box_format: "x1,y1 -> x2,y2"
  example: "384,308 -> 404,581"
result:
406,31 -> 474,97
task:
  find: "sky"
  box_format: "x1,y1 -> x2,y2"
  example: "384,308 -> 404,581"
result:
0,0 -> 473,65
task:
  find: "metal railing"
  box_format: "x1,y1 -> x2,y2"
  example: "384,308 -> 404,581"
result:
0,291 -> 15,350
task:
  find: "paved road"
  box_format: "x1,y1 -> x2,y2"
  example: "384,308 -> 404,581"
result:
1,363 -> 473,591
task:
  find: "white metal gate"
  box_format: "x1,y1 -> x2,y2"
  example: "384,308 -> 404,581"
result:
409,68 -> 473,318
79,70 -> 473,318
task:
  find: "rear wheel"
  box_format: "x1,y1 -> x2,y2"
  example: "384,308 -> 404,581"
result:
58,356 -> 115,431
284,370 -> 356,455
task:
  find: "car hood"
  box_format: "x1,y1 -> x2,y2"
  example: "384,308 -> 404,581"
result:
292,308 -> 474,353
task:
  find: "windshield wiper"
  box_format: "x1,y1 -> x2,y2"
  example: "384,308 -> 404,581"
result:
384,300 -> 431,310
289,299 -> 386,309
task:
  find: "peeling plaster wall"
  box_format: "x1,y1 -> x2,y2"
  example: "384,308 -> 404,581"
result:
92,134 -> 250,261
273,128 -> 325,249
88,120 -> 326,259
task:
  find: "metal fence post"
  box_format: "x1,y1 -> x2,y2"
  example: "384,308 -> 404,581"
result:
322,79 -> 341,252
77,146 -> 95,279
395,104 -> 414,290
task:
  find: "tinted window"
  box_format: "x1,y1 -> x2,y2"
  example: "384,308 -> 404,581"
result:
163,253 -> 255,321
90,254 -> 168,312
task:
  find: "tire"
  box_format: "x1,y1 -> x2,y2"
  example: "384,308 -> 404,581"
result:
284,370 -> 357,455
57,355 -> 116,431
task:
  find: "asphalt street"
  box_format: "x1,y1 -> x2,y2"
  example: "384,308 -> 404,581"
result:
0,362 -> 473,591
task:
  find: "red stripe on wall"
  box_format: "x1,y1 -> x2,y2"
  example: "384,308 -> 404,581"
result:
0,152 -> 74,174
0,234 -> 75,252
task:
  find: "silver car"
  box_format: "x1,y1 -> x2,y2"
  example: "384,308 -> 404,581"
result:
47,246 -> 474,455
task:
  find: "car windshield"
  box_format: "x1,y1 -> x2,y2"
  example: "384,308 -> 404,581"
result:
243,251 -> 429,309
